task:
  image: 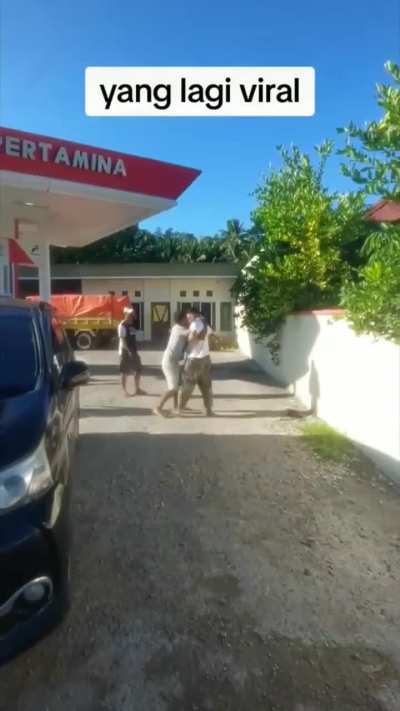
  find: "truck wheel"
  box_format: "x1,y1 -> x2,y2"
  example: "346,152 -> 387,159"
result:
75,331 -> 93,350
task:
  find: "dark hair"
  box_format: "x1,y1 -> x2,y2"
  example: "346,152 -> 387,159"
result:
174,311 -> 187,324
188,307 -> 201,317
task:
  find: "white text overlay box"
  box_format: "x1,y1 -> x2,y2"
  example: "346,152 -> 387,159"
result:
85,67 -> 315,117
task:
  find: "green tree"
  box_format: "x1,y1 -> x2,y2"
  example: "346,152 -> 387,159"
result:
338,60 -> 400,342
52,226 -> 240,264
341,224 -> 400,342
219,219 -> 258,263
233,144 -> 365,355
338,61 -> 400,198
220,219 -> 246,262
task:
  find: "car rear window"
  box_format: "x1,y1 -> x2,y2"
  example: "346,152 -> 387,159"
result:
0,314 -> 40,397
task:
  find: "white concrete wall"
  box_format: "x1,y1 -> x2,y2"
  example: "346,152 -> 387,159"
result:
237,311 -> 400,481
81,277 -> 146,296
170,278 -> 234,333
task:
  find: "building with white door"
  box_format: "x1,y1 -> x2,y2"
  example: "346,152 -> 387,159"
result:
18,262 -> 239,341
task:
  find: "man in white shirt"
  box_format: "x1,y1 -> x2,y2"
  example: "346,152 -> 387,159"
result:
154,311 -> 188,416
179,309 -> 213,416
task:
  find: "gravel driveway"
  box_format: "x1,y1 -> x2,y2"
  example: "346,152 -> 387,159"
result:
1,349 -> 400,711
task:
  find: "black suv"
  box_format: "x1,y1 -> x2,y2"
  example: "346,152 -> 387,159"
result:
0,298 -> 89,663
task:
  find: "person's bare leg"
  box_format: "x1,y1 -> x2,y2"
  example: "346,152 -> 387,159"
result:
134,372 -> 146,396
121,373 -> 130,397
154,389 -> 176,415
179,360 -> 196,413
179,382 -> 195,412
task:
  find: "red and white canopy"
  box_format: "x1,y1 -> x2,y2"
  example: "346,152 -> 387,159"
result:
0,126 -> 200,248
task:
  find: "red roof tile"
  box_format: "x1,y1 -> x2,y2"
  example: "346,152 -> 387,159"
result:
365,199 -> 400,223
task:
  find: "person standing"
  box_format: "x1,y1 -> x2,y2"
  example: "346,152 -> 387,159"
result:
179,309 -> 213,416
154,311 -> 188,416
118,307 -> 145,397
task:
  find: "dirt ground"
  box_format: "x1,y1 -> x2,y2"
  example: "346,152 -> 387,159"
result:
1,349 -> 400,711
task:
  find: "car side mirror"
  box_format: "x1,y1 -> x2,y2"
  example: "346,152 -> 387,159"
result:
60,361 -> 90,389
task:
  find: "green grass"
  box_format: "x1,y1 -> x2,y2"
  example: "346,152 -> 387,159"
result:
302,421 -> 355,463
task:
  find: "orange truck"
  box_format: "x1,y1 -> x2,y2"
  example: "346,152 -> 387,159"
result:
28,294 -> 130,350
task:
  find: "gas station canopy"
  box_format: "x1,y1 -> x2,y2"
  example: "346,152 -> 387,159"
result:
0,127 -> 200,300
0,126 -> 200,247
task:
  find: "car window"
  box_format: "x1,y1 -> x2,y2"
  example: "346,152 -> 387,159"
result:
0,314 -> 40,397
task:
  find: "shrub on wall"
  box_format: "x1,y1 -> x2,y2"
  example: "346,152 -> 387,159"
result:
235,60 -> 400,354
341,225 -> 400,343
209,333 -> 237,351
233,143 -> 366,359
338,61 -> 400,343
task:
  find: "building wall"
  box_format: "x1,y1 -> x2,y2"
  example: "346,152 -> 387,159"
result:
81,278 -> 146,296
237,311 -> 400,481
80,276 -> 235,340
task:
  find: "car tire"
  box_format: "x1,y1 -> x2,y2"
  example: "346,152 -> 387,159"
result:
75,331 -> 93,351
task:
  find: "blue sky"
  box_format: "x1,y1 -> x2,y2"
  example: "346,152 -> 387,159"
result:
1,0 -> 398,236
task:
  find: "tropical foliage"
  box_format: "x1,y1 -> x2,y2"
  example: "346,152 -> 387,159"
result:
233,143 -> 367,354
338,61 -> 400,199
339,61 -> 400,343
219,219 -> 258,263
341,224 -> 400,342
52,221 -> 257,265
235,59 -> 400,351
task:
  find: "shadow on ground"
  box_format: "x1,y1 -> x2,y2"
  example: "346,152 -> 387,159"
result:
79,407 -> 292,419
79,407 -> 155,418
87,358 -> 278,388
88,363 -> 164,379
211,359 -> 280,386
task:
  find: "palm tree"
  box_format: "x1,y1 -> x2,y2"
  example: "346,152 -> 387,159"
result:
221,219 -> 250,263
52,223 -> 259,265
158,236 -> 183,262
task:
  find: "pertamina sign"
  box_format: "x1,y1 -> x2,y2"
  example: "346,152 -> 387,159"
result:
0,126 -> 200,200
0,131 -> 126,177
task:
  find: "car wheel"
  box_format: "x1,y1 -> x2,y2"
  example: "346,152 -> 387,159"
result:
75,331 -> 93,350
